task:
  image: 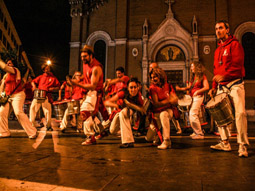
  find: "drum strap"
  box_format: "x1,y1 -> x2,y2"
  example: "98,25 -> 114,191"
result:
219,78 -> 243,91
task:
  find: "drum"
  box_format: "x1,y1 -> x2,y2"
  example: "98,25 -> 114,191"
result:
199,104 -> 207,126
34,89 -> 46,100
67,100 -> 80,115
178,95 -> 192,112
205,93 -> 234,127
53,100 -> 68,121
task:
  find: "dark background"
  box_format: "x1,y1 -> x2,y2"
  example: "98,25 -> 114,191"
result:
4,0 -> 71,82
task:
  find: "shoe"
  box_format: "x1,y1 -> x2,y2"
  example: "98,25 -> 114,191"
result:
176,129 -> 182,134
157,140 -> 171,149
191,134 -> 204,140
59,126 -> 66,133
29,134 -> 37,139
95,131 -> 108,140
0,133 -> 11,138
190,133 -> 196,137
210,142 -> 231,151
81,136 -> 96,145
238,144 -> 248,158
119,143 -> 134,148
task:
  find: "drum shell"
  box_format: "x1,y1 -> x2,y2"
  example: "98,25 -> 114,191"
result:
205,94 -> 234,127
34,89 -> 46,100
53,101 -> 68,120
67,100 -> 80,115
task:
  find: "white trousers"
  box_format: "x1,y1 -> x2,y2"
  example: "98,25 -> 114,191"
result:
146,109 -> 173,141
110,108 -> 134,144
217,82 -> 249,145
81,90 -> 97,136
59,109 -> 78,129
0,91 -> 37,137
189,95 -> 204,135
30,97 -> 52,128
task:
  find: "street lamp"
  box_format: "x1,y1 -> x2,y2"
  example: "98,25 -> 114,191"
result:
46,59 -> 52,65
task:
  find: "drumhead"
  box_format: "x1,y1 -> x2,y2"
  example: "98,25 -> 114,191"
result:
206,93 -> 227,108
178,95 -> 192,106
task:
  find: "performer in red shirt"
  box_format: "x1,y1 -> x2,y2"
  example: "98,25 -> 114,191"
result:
147,67 -> 178,149
208,20 -> 249,157
0,58 -> 37,138
69,45 -> 105,145
58,75 -> 72,101
108,77 -> 145,148
59,71 -> 84,132
23,75 -> 34,101
104,67 -> 130,109
176,62 -> 209,139
29,64 -> 60,130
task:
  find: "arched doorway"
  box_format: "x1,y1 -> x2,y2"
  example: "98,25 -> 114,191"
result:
94,40 -> 106,78
242,32 -> 255,80
155,45 -> 186,86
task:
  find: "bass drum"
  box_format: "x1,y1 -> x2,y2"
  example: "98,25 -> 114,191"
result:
205,93 -> 234,127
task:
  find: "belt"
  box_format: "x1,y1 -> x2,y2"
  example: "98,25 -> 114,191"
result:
219,78 -> 243,90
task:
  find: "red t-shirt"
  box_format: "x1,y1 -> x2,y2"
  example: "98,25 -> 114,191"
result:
24,82 -> 33,100
83,58 -> 103,92
190,75 -> 207,97
4,68 -> 23,96
71,81 -> 84,100
62,81 -> 72,100
32,72 -> 60,91
114,75 -> 129,93
149,83 -> 172,113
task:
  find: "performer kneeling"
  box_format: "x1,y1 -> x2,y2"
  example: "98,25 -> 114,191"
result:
146,67 -> 178,149
109,77 -> 145,148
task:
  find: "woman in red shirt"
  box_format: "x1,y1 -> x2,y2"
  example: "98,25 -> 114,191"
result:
148,68 -> 178,149
176,62 -> 209,139
0,59 -> 37,138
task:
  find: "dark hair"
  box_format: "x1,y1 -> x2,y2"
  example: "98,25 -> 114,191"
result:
127,77 -> 138,87
216,20 -> 229,29
5,58 -> 17,67
81,45 -> 95,58
41,64 -> 48,71
116,66 -> 125,73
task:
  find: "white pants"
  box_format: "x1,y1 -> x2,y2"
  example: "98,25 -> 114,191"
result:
189,95 -> 204,135
59,109 -> 77,129
81,90 -> 97,136
0,91 -> 37,137
146,109 -> 173,141
217,82 -> 249,145
30,97 -> 52,128
60,100 -> 83,130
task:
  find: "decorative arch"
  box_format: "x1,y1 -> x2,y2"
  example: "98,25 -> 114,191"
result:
149,37 -> 193,63
85,31 -> 114,78
234,21 -> 255,44
85,31 -> 114,47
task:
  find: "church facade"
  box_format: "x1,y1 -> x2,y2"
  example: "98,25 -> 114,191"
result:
68,0 -> 255,108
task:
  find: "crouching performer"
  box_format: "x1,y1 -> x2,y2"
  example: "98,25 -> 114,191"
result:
69,45 -> 104,145
146,68 -> 178,149
109,77 -> 146,148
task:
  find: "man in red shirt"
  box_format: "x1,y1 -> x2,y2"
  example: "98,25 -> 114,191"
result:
69,45 -> 105,145
104,67 -> 130,109
209,20 -> 249,157
30,64 -> 60,130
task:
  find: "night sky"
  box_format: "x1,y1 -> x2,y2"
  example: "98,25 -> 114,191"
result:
4,0 -> 71,81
